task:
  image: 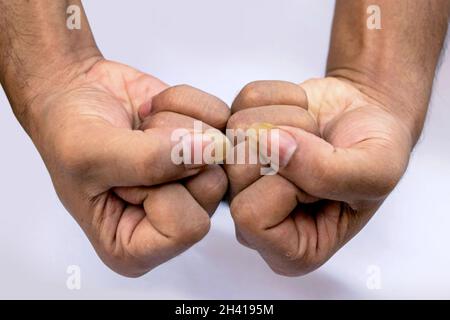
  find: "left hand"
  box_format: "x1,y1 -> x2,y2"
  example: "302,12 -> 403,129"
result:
225,78 -> 413,276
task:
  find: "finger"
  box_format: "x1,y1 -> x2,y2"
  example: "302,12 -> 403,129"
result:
139,111 -> 214,132
225,106 -> 318,197
149,85 -> 230,129
184,165 -> 228,215
85,125 -> 226,188
227,105 -> 318,134
111,184 -> 210,276
261,122 -> 410,202
139,111 -> 229,214
230,175 -> 319,276
224,140 -> 263,199
231,80 -> 308,113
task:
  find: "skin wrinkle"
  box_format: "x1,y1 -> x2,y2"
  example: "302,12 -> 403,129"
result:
226,1 -> 449,276
1,1 -> 449,278
0,1 -> 232,276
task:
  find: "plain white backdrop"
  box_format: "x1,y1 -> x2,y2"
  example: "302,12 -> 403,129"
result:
1,0 -> 449,299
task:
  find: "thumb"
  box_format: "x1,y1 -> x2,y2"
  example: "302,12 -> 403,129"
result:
88,125 -> 229,188
257,124 -> 407,202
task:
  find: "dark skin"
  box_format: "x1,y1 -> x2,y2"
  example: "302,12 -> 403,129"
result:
1,0 -> 449,277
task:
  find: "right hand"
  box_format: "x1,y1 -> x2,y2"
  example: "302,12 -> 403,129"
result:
28,58 -> 230,277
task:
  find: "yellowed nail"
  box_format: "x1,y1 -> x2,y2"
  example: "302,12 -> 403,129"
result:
249,122 -> 276,131
203,130 -> 232,164
248,123 -> 275,145
247,122 -> 276,142
246,123 -> 276,164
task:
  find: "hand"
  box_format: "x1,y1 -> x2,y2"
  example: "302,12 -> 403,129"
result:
225,78 -> 413,276
29,59 -> 230,277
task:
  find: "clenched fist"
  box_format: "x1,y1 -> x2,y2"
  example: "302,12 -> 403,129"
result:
226,78 -> 412,276
29,59 -> 230,277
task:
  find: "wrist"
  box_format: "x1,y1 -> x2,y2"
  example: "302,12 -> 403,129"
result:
326,67 -> 426,145
3,49 -> 103,138
0,0 -> 102,136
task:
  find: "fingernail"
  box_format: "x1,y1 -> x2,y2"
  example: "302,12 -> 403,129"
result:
138,101 -> 152,120
277,128 -> 298,167
203,130 -> 232,164
250,122 -> 276,131
248,122 -> 275,152
249,123 -> 297,168
181,132 -> 212,169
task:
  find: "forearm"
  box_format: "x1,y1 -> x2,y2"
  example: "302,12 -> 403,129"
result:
0,0 -> 102,133
327,0 -> 449,143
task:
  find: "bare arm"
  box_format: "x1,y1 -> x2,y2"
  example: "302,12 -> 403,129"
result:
0,0 -> 101,134
226,1 -> 450,276
327,0 -> 450,143
0,0 -> 229,277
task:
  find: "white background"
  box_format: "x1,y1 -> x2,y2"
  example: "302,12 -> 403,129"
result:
1,0 -> 449,299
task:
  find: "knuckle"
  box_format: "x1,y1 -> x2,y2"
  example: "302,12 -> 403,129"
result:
203,109 -> 228,132
226,111 -> 249,131
111,262 -> 149,278
213,107 -> 231,130
238,81 -> 265,105
230,195 -> 259,233
226,166 -> 260,194
270,265 -> 309,277
204,166 -> 229,199
267,254 -> 325,277
235,230 -> 252,248
97,243 -> 150,278
373,165 -> 404,198
178,214 -> 211,246
110,261 -> 148,278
